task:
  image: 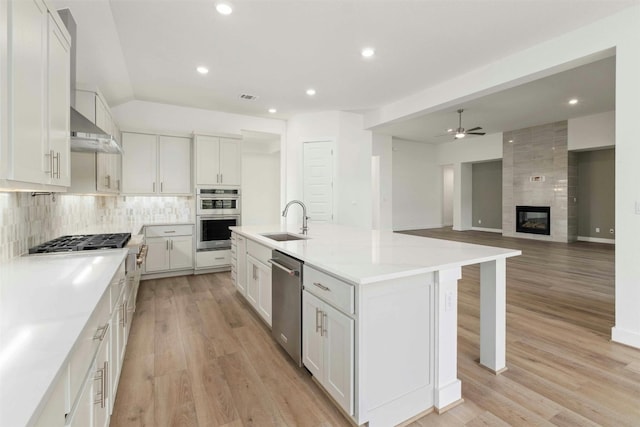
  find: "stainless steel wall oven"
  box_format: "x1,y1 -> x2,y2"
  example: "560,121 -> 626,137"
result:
196,187 -> 241,251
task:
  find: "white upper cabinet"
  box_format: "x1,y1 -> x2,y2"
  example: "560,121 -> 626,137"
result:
121,132 -> 191,195
1,0 -> 71,189
121,132 -> 157,194
158,135 -> 192,194
195,135 -> 241,186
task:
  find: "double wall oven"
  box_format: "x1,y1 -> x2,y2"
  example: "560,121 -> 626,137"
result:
196,187 -> 241,251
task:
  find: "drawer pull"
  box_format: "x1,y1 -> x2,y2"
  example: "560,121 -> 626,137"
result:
93,323 -> 109,341
164,230 -> 176,234
215,257 -> 225,260
312,282 -> 331,292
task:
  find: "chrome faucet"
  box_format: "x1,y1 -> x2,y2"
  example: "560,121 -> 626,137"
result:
282,200 -> 310,235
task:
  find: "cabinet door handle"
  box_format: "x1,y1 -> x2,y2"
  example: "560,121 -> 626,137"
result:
117,179 -> 121,191
322,312 -> 328,337
166,240 -> 169,250
312,282 -> 331,292
93,362 -> 106,408
93,323 -> 109,341
120,302 -> 126,327
315,308 -> 322,333
161,182 -> 163,192
55,152 -> 60,178
106,174 -> 111,188
171,240 -> 174,250
220,173 -> 223,183
45,150 -> 53,177
153,182 -> 156,192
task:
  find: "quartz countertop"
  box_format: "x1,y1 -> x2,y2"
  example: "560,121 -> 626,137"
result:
0,249 -> 128,427
231,224 -> 521,285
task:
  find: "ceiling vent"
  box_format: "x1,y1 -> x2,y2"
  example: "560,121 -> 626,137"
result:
239,93 -> 259,101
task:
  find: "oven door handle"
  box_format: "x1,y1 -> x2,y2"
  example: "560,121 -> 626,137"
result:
269,259 -> 299,277
136,245 -> 148,266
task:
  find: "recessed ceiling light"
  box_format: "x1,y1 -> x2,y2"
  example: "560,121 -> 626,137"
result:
306,88 -> 316,96
361,47 -> 375,58
568,98 -> 579,105
508,139 -> 514,143
268,108 -> 277,114
216,2 -> 233,15
196,66 -> 209,75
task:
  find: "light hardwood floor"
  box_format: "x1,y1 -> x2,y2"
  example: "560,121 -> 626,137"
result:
111,229 -> 640,426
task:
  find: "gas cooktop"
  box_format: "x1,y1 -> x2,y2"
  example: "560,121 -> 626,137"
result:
29,233 -> 132,254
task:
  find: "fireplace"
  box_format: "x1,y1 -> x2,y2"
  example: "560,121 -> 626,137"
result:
516,206 -> 550,235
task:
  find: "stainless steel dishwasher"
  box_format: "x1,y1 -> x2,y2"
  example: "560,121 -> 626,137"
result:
270,250 -> 303,366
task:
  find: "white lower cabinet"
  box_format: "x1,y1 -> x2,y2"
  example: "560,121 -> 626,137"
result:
144,225 -> 194,274
246,255 -> 272,326
302,290 -> 354,415
233,234 -> 272,327
234,234 -> 247,295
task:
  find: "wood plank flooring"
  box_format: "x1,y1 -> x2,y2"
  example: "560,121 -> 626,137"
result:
111,228 -> 640,426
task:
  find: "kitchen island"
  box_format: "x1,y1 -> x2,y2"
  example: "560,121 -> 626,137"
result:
231,224 -> 521,426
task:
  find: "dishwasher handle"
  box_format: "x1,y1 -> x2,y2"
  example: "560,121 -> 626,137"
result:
269,259 -> 300,277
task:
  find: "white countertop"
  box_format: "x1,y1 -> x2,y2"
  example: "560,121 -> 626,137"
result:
0,249 -> 128,427
232,224 -> 521,285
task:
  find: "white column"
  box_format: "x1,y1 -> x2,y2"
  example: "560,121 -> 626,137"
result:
434,267 -> 462,411
452,162 -> 473,231
480,258 -> 507,373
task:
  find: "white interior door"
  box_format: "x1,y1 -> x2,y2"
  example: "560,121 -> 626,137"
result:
303,141 -> 334,223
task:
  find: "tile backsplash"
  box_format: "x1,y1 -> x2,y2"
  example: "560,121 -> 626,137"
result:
0,192 -> 194,262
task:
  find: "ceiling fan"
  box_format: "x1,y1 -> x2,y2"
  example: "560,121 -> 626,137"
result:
442,109 -> 486,139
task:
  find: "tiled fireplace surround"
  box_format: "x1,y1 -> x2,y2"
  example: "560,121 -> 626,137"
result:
0,193 -> 193,262
502,121 -> 577,242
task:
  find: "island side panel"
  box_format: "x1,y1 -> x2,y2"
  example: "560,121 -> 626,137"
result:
480,257 -> 507,373
356,273 -> 435,427
434,267 -> 463,411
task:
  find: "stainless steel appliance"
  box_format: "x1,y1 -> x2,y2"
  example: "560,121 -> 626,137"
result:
196,215 -> 240,251
196,187 -> 240,215
270,250 -> 304,366
196,187 -> 241,251
28,233 -> 132,253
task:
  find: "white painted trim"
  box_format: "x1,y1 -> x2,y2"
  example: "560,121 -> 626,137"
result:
612,326 -> 640,349
394,224 -> 445,232
471,227 -> 503,234
577,236 -> 615,244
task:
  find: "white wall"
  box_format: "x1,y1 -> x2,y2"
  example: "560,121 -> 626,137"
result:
372,134 -> 393,230
365,6 -> 640,349
286,111 -> 372,229
568,110 -> 615,151
442,166 -> 454,226
335,112 -> 372,228
436,133 -> 503,165
112,100 -> 286,137
241,151 -> 280,226
392,139 -> 442,230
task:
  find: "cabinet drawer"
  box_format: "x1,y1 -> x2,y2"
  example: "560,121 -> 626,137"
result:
68,290 -> 110,405
196,249 -> 231,268
303,265 -> 354,314
109,264 -> 127,311
145,224 -> 193,237
246,239 -> 271,265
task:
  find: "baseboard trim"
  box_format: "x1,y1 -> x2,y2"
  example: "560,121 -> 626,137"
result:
577,236 -> 615,244
612,326 -> 640,349
394,224 -> 445,232
471,227 -> 503,233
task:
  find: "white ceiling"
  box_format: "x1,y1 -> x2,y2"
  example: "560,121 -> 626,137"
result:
51,0 -> 632,138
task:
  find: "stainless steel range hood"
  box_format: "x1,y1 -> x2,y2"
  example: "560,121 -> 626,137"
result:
70,107 -> 123,153
58,9 -> 123,154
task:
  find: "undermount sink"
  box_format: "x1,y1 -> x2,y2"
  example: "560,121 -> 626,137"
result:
260,232 -> 309,242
